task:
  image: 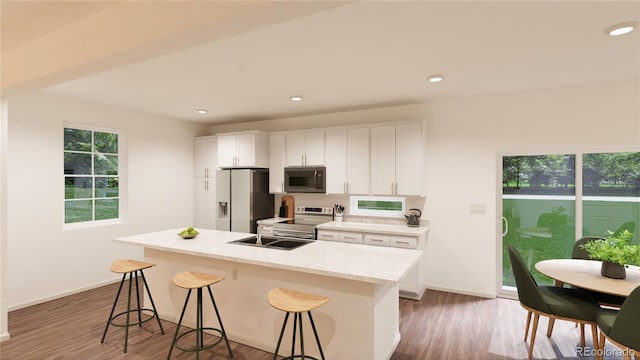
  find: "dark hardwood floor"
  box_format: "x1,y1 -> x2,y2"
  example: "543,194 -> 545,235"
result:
0,281 -> 624,359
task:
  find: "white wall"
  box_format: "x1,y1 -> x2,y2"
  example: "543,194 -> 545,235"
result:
424,80 -> 639,297
5,92 -> 209,309
212,80 -> 640,298
1,99 -> 9,340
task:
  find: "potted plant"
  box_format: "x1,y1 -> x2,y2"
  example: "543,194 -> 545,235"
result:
580,230 -> 640,279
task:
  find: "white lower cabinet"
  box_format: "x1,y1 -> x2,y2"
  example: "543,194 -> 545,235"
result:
316,227 -> 427,299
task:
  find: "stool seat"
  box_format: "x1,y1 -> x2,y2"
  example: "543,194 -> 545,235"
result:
110,259 -> 155,273
173,271 -> 224,289
268,288 -> 330,313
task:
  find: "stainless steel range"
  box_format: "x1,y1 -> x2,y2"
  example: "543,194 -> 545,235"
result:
261,206 -> 334,240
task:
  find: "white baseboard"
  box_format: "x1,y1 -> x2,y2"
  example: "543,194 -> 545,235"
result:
0,332 -> 10,342
425,284 -> 496,299
8,277 -> 121,312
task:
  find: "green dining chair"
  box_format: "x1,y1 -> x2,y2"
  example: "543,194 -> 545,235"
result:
596,285 -> 640,360
508,245 -> 601,359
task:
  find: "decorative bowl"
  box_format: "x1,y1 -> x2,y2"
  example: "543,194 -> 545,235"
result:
178,232 -> 199,239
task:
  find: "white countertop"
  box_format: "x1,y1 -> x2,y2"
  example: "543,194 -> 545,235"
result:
316,221 -> 429,236
114,228 -> 422,285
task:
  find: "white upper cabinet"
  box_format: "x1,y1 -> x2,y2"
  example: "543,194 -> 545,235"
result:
269,133 -> 286,193
325,129 -> 348,193
194,136 -> 217,178
371,122 -> 423,196
285,131 -> 324,166
347,127 -> 370,194
325,128 -> 369,194
217,131 -> 268,168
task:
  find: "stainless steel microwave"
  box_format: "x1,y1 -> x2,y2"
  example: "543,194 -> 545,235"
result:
284,166 -> 326,193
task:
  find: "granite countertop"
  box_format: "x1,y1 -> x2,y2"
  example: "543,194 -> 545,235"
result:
316,221 -> 429,236
114,228 -> 422,285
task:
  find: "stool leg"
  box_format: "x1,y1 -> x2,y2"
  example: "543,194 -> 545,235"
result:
291,312 -> 298,358
308,311 -> 325,360
124,272 -> 134,353
101,273 -> 127,344
298,313 -> 305,360
196,287 -> 202,360
273,312 -> 290,360
167,289 -> 192,360
135,270 -> 142,328
140,270 -> 165,334
207,285 -> 233,358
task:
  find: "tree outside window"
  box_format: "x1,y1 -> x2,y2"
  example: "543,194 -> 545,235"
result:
64,127 -> 119,224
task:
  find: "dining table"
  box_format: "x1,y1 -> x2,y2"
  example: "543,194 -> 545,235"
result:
535,259 -> 640,297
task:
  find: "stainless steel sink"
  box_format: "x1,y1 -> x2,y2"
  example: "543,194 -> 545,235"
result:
228,236 -> 313,250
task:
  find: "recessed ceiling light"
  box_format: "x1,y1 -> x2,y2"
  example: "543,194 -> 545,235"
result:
606,21 -> 637,36
290,95 -> 303,102
196,109 -> 208,114
427,75 -> 444,83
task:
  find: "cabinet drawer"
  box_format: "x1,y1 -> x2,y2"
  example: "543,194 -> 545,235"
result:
364,234 -> 390,246
390,236 -> 418,249
339,232 -> 363,244
317,230 -> 340,242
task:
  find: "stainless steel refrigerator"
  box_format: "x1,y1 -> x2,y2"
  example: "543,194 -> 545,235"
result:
216,168 -> 274,233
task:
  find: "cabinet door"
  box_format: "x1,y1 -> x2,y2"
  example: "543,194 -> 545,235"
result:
217,135 -> 237,168
339,232 -> 363,244
324,129 -> 348,194
195,137 -> 217,178
395,123 -> 423,195
194,178 -> 216,229
370,125 -> 396,195
304,131 -> 325,165
285,133 -> 306,166
364,233 -> 390,246
235,132 -> 256,167
195,138 -> 209,178
269,134 -> 285,193
347,127 -> 369,194
317,230 -> 340,242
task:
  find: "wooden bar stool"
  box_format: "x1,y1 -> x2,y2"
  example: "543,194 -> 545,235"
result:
101,259 -> 165,353
167,271 -> 233,360
268,288 -> 330,360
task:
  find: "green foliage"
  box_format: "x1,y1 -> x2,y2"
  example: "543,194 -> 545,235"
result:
580,230 -> 640,265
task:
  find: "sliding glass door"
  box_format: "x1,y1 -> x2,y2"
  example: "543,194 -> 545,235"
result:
501,151 -> 640,290
502,155 -> 576,287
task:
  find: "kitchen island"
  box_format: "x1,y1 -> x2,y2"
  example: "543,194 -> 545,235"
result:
114,228 -> 422,360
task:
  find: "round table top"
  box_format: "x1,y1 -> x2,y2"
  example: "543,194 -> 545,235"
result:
535,259 -> 640,297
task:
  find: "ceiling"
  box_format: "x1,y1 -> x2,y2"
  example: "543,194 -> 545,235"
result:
4,1 -> 640,125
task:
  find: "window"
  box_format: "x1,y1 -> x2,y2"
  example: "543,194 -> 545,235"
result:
349,196 -> 405,217
64,126 -> 120,224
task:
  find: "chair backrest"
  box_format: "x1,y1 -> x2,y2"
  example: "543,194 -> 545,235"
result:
507,245 -> 550,313
572,236 -> 605,260
609,285 -> 640,351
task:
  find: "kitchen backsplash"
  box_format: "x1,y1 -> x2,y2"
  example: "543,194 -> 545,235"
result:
274,193 -> 428,227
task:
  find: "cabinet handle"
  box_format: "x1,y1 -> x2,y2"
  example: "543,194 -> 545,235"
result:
396,241 -> 410,245
305,155 -> 307,165
371,239 -> 384,242
391,183 -> 394,194
344,236 -> 355,240
302,155 -> 304,165
394,182 -> 398,195
205,180 -> 208,191
348,183 -> 351,193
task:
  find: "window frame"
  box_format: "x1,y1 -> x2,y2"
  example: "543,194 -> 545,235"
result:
63,123 -> 127,229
